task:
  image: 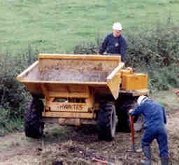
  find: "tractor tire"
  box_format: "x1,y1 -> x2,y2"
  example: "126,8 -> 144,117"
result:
115,95 -> 136,132
24,97 -> 44,139
97,102 -> 117,141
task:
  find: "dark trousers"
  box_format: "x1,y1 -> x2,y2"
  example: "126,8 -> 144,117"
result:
141,126 -> 169,158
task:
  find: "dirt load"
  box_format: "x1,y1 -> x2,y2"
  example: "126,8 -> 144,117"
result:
0,90 -> 178,165
40,69 -> 108,82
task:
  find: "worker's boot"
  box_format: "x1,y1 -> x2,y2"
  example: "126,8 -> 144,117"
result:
141,159 -> 151,165
136,147 -> 142,153
160,157 -> 169,165
140,146 -> 151,165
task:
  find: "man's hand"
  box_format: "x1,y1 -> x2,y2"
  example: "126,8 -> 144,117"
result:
126,67 -> 133,71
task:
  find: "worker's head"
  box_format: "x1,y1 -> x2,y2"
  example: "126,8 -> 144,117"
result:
112,22 -> 122,37
137,95 -> 148,105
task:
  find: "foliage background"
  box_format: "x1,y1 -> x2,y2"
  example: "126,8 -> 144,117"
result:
0,0 -> 179,134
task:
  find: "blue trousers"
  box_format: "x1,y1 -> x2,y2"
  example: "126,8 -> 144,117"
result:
141,126 -> 169,158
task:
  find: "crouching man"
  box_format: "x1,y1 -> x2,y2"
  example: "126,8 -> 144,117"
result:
129,96 -> 169,165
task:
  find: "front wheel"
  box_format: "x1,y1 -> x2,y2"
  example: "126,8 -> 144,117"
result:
97,102 -> 117,141
24,97 -> 44,139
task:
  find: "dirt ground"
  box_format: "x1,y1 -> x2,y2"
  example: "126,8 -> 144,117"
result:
0,90 -> 178,165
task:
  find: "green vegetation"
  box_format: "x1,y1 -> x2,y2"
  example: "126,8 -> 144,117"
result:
0,0 -> 179,53
74,25 -> 179,91
0,47 -> 36,136
0,0 -> 179,134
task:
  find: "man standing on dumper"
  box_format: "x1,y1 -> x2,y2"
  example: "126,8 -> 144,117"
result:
129,95 -> 169,165
99,22 -> 127,62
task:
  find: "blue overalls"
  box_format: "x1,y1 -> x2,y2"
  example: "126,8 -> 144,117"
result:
99,33 -> 127,62
130,99 -> 169,159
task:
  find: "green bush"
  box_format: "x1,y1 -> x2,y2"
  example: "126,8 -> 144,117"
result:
74,40 -> 100,54
73,25 -> 179,91
0,108 -> 23,136
127,26 -> 179,90
126,26 -> 179,68
0,46 -> 38,135
148,64 -> 179,91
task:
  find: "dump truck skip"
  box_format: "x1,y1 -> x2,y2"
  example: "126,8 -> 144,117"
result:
17,54 -> 149,141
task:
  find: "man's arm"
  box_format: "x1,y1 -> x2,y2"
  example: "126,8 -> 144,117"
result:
99,36 -> 108,54
119,37 -> 127,62
130,104 -> 144,116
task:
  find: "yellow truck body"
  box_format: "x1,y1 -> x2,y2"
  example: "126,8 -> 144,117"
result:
17,54 -> 148,140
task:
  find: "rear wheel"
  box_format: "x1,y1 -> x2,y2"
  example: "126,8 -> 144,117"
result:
97,102 -> 117,141
24,97 -> 44,138
115,95 -> 137,132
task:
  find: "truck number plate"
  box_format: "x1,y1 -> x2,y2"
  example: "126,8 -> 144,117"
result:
49,103 -> 88,112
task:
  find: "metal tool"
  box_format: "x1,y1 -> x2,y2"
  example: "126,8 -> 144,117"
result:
130,115 -> 136,151
92,157 -> 114,165
127,115 -> 143,153
127,115 -> 136,152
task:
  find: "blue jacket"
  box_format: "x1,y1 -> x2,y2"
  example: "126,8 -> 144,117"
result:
130,99 -> 167,129
99,33 -> 127,62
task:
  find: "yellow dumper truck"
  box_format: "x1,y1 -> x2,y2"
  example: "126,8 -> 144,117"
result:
17,54 -> 148,141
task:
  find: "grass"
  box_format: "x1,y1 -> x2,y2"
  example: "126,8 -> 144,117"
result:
151,90 -> 179,112
0,0 -> 179,53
